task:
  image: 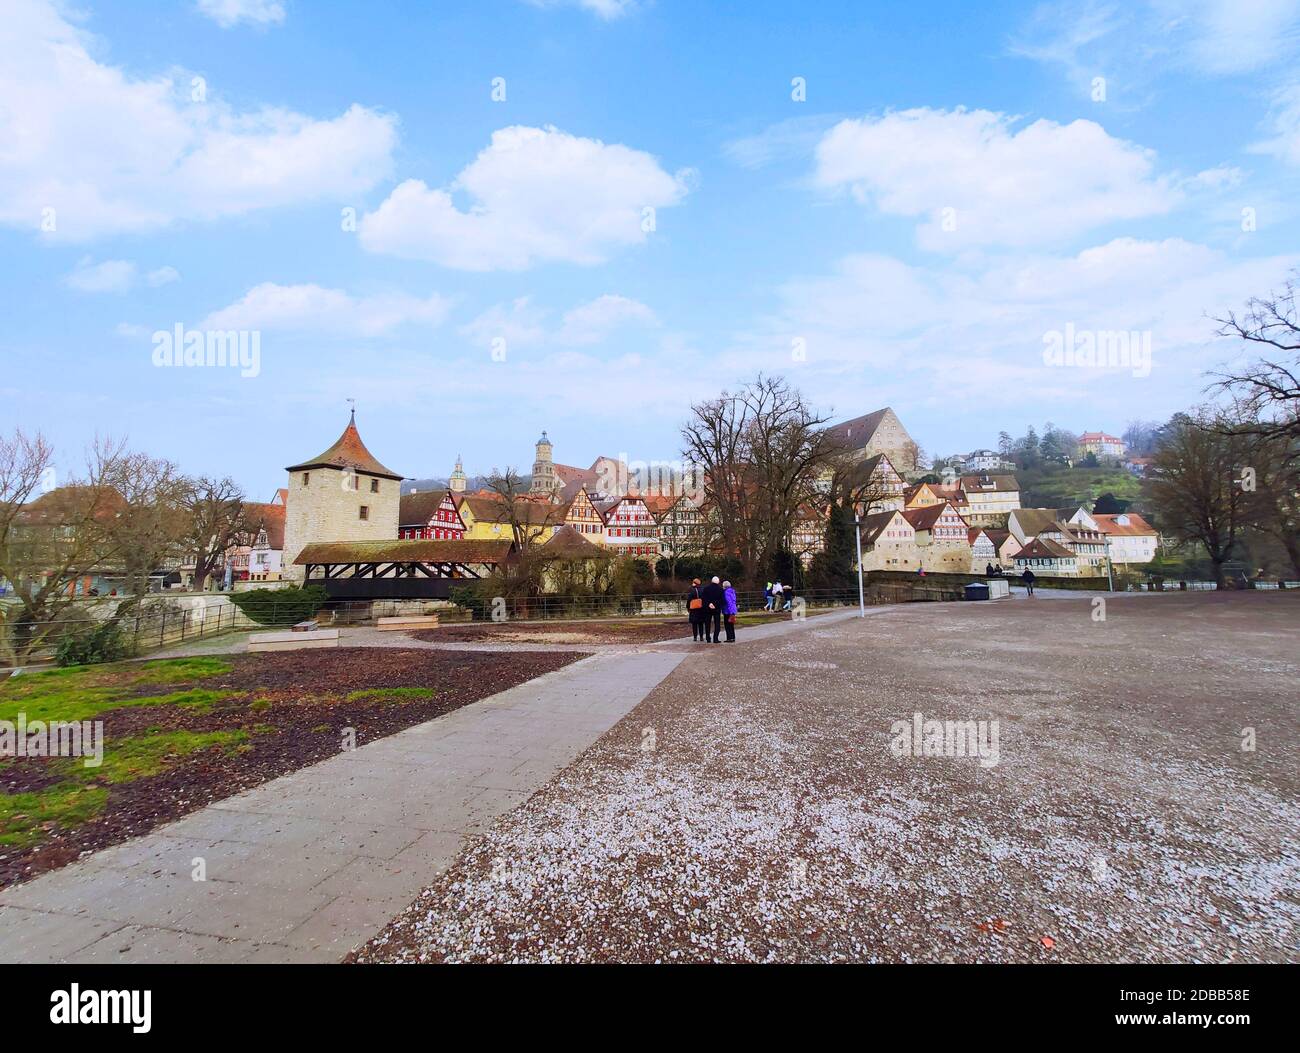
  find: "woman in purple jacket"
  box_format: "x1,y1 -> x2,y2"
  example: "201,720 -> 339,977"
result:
722,580 -> 739,642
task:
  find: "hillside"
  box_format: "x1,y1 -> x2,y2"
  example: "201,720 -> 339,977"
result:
1014,464 -> 1145,513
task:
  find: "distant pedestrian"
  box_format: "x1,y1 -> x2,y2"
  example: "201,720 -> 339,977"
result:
722,580 -> 738,642
763,580 -> 774,611
687,578 -> 705,641
985,563 -> 996,577
772,580 -> 784,612
702,575 -> 725,643
1021,567 -> 1036,597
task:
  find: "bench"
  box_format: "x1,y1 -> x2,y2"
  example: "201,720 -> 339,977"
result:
248,628 -> 341,652
375,615 -> 441,631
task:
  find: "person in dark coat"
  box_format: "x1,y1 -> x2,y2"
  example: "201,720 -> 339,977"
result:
1021,567 -> 1036,597
701,576 -> 725,643
686,578 -> 705,641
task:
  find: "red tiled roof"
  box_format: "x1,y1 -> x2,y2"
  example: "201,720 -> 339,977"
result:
286,413 -> 402,480
541,525 -> 608,558
1016,537 -> 1075,560
825,408 -> 891,448
1092,512 -> 1157,537
960,472 -> 1019,492
860,509 -> 907,545
242,500 -> 285,551
399,490 -> 456,529
901,503 -> 965,532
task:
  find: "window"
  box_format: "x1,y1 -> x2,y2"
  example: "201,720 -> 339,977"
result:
370,478 -> 379,493
359,506 -> 369,521
302,472 -> 310,485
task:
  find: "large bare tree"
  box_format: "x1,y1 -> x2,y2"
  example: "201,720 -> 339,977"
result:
1212,273 -> 1300,443
680,375 -> 839,580
0,432 -> 125,662
183,475 -> 246,591
1146,413 -> 1254,587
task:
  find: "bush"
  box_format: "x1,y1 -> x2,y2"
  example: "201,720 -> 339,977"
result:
55,621 -> 131,667
228,586 -> 327,626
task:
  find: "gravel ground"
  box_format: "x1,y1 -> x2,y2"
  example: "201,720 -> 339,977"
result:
354,592 -> 1299,963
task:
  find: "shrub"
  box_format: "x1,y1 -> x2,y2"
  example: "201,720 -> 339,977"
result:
55,621 -> 131,667
228,586 -> 328,626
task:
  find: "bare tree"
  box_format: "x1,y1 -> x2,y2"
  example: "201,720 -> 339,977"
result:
1146,413 -> 1254,587
680,375 -> 838,580
1244,431 -> 1300,578
1212,273 -> 1300,443
102,452 -> 190,620
0,432 -> 124,662
184,476 -> 246,591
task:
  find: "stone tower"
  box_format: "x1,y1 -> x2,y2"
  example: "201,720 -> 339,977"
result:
530,430 -> 560,495
280,410 -> 403,580
450,454 -> 467,493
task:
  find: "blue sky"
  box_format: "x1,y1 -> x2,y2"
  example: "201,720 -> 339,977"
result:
3,0 -> 1299,497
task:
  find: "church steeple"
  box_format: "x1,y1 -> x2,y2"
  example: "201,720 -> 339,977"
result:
450,454 -> 467,493
530,430 -> 560,494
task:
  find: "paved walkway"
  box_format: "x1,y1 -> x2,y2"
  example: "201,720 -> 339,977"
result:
0,649 -> 685,962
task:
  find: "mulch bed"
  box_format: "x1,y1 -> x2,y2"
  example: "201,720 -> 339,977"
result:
411,620 -> 692,644
0,647 -> 585,889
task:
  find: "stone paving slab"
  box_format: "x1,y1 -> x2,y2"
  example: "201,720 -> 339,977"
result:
0,649 -> 686,963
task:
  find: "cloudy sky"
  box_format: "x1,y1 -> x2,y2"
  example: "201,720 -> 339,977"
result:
3,0 -> 1299,496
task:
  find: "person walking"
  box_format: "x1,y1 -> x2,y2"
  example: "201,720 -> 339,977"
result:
771,580 -> 784,612
1021,567 -> 1036,597
763,580 -> 774,611
722,579 -> 738,642
701,575 -> 725,643
686,578 -> 705,641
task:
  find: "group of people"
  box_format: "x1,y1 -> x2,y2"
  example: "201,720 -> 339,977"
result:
686,576 -> 738,643
763,580 -> 793,612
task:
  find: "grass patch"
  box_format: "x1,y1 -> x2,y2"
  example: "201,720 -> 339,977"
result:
345,687 -> 439,703
83,729 -> 250,784
0,784 -> 108,848
130,657 -> 233,685
0,684 -> 240,724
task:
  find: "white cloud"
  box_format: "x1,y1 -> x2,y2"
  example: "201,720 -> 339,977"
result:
556,295 -> 657,345
460,294 -> 657,351
196,0 -> 286,28
760,238 -> 1300,405
202,283 -> 452,337
813,108 -> 1178,250
1012,0 -> 1300,89
146,266 -> 182,287
0,0 -> 396,241
460,298 -> 550,350
359,125 -> 689,270
522,0 -> 637,19
65,258 -> 138,293
1252,83 -> 1300,166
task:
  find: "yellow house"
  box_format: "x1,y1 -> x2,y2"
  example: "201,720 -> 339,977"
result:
454,493 -> 564,546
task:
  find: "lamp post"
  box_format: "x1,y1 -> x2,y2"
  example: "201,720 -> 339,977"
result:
854,512 -> 865,617
1104,533 -> 1114,592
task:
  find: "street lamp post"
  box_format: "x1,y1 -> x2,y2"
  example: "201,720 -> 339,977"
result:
1104,533 -> 1114,592
854,512 -> 865,617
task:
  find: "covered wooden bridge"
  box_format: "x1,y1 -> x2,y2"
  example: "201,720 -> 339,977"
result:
294,539 -> 515,599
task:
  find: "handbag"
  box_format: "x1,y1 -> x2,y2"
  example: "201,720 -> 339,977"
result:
688,596 -> 703,610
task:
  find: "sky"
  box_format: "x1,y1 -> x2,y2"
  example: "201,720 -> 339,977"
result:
3,0 -> 1299,498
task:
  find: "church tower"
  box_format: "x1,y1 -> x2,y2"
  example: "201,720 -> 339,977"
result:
450,454 -> 467,493
280,410 -> 403,580
530,430 -> 560,495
